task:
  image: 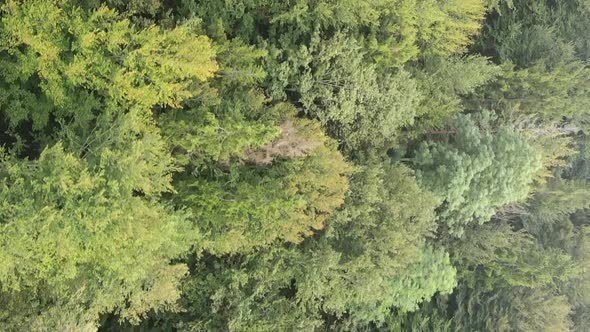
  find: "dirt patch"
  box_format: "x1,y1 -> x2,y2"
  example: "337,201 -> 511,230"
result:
245,121 -> 322,165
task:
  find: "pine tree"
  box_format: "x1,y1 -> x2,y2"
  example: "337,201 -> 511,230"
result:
413,112 -> 543,236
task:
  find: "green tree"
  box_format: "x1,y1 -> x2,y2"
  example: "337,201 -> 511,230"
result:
450,284 -> 573,332
0,1 -> 221,329
0,0 -> 217,156
413,112 -> 543,236
187,0 -> 487,67
476,0 -> 590,65
471,61 -> 590,127
382,220 -> 579,332
174,116 -> 352,254
567,226 -> 590,331
317,163 -> 454,328
165,163 -> 455,331
159,34 -> 280,169
0,145 -> 195,330
266,33 -> 421,153
454,223 -> 578,288
410,55 -> 500,132
470,0 -> 590,132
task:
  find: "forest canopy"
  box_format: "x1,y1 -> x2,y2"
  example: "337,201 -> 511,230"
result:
0,0 -> 589,331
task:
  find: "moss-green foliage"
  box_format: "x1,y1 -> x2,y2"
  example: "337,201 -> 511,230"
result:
175,117 -> 352,254
266,32 -> 421,152
0,1 -> 217,329
158,35 -> 279,169
184,0 -> 488,153
1,0 -> 589,331
435,283 -> 573,332
0,0 -> 218,163
167,164 -> 454,331
413,112 -> 542,236
472,0 -> 590,130
454,223 -> 578,288
189,0 -> 486,66
411,55 -> 500,132
0,145 -> 194,330
383,220 -> 581,332
476,0 -> 589,65
472,61 -> 590,126
319,163 -> 454,327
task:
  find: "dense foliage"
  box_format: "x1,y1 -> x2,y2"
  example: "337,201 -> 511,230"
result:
0,0 -> 588,331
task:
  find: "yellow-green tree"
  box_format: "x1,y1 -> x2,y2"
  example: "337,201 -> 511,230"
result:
0,0 -> 217,329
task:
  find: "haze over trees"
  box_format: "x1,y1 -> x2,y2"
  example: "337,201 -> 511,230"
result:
0,0 -> 588,331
